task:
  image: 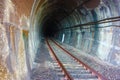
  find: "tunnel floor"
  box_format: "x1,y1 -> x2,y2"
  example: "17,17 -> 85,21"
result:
31,40 -> 120,80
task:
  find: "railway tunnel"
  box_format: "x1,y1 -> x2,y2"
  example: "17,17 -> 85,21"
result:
0,0 -> 120,80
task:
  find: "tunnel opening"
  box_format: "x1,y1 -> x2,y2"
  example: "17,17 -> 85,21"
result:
33,0 -> 120,67
41,19 -> 60,38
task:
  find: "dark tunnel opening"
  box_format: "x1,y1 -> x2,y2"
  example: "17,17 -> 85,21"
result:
41,20 -> 60,38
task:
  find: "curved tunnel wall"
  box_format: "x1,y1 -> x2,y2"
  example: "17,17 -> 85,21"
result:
29,0 -> 120,67
57,1 -> 120,65
56,1 -> 120,65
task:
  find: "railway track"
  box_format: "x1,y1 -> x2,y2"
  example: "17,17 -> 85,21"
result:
46,39 -> 107,80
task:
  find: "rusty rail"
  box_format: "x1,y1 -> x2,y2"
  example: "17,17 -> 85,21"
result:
46,39 -> 73,80
51,39 -> 108,80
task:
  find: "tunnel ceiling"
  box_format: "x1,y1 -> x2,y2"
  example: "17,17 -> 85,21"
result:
39,0 -> 100,22
37,0 -> 100,38
40,0 -> 85,22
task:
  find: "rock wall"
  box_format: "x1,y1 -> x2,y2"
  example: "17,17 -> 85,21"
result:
0,0 -> 32,79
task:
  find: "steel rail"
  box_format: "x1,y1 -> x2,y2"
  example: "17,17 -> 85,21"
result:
51,39 -> 108,80
46,39 -> 73,80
